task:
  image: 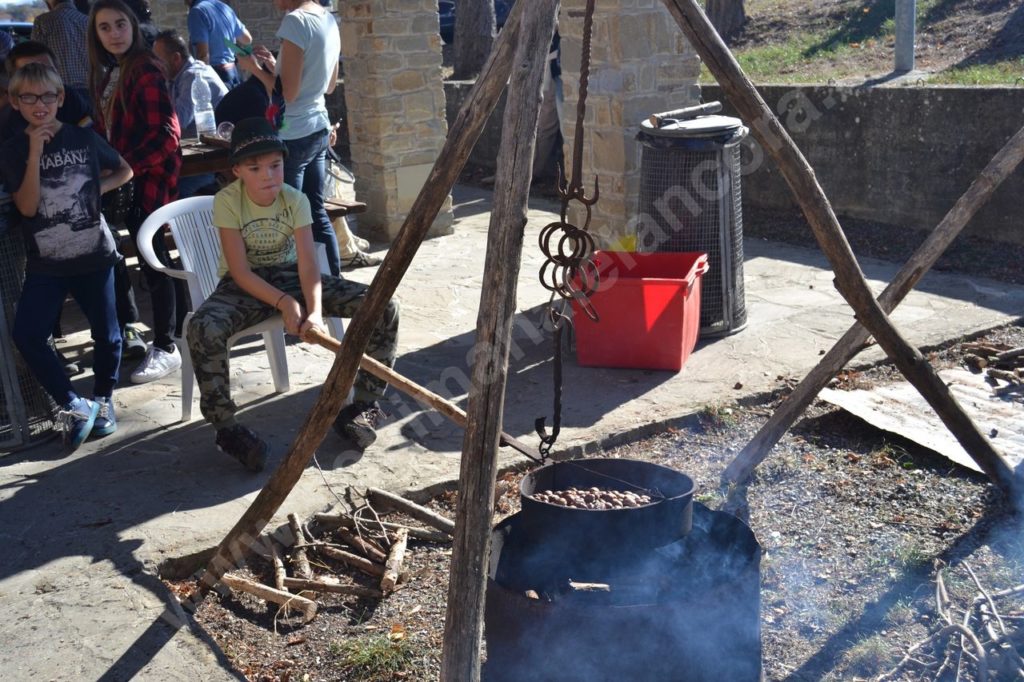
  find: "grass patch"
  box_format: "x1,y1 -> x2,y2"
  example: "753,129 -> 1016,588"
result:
928,60 -> 1024,86
333,634 -> 420,681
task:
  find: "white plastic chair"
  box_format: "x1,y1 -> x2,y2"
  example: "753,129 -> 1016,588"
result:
135,196 -> 345,422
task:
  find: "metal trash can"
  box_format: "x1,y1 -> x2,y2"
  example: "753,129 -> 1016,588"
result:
635,107 -> 748,337
0,199 -> 56,453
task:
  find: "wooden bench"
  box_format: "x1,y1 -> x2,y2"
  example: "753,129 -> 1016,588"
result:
325,198 -> 367,221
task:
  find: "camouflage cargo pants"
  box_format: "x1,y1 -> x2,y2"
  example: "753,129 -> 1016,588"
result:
186,264 -> 400,428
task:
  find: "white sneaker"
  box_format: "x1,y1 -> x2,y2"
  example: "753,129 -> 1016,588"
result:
131,344 -> 182,384
354,236 -> 370,251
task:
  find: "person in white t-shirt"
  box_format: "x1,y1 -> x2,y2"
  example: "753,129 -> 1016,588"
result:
236,0 -> 343,275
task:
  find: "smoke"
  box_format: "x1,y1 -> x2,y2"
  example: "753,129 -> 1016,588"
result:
484,503 -> 762,681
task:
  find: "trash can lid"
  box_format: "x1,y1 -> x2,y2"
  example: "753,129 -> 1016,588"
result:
639,114 -> 745,139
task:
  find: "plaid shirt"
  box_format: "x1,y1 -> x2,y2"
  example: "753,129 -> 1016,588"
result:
30,1 -> 89,87
94,59 -> 181,214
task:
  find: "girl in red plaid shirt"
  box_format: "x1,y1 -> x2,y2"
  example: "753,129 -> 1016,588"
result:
87,0 -> 184,385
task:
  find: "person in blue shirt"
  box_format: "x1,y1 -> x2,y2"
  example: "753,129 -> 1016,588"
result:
185,0 -> 251,89
153,29 -> 226,196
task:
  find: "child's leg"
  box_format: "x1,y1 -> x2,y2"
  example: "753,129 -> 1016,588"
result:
186,277 -> 278,428
315,274 -> 400,403
67,266 -> 122,398
12,272 -> 76,406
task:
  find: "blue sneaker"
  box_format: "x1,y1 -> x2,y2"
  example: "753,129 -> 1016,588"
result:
58,397 -> 99,451
92,396 -> 117,437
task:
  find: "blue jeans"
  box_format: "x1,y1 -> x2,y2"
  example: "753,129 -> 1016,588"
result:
13,267 -> 121,406
283,128 -> 341,276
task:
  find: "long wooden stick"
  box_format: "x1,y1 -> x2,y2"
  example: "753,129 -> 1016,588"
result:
302,327 -> 542,461
661,0 -> 1019,498
366,487 -> 456,535
311,511 -> 452,544
722,123 -> 1024,489
220,573 -> 317,623
442,2 -> 558,678
281,577 -> 383,600
194,2 -> 528,601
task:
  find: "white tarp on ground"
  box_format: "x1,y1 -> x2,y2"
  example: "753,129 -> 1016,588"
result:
820,368 -> 1024,474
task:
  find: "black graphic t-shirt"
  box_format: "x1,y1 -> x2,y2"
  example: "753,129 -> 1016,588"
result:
0,125 -> 122,276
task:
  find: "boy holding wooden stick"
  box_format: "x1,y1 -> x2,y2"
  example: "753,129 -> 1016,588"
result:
186,117 -> 399,471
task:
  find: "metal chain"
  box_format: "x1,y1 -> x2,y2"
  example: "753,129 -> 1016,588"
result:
535,0 -> 600,460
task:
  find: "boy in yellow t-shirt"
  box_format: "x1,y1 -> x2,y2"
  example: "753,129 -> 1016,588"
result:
186,117 -> 399,471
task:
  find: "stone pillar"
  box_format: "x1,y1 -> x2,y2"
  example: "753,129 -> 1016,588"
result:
340,0 -> 454,240
559,0 -> 700,246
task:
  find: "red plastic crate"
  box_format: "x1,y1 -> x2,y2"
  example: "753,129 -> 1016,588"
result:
572,251 -> 709,372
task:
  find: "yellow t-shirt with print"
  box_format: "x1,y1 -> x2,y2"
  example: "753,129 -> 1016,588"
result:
213,180 -> 313,278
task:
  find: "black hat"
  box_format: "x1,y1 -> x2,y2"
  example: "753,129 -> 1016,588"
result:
230,117 -> 288,163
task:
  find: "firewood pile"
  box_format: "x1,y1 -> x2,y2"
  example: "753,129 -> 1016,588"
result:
964,343 -> 1024,398
878,560 -> 1024,681
213,487 -> 454,624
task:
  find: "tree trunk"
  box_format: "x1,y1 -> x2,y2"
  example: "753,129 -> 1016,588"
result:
706,0 -> 746,41
440,0 -> 559,677
454,0 -> 497,80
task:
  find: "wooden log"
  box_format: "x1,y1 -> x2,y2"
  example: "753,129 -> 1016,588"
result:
569,581 -> 611,592
271,543 -> 287,592
194,0 -> 527,602
318,545 -> 386,578
335,527 -> 388,564
287,514 -> 313,580
721,122 -> 1024,490
381,528 -> 409,594
282,577 -> 383,600
311,512 -> 452,544
441,2 -> 559,679
366,487 -> 456,535
996,347 -> 1024,363
302,328 -> 542,462
661,0 -> 1020,499
220,573 -> 316,623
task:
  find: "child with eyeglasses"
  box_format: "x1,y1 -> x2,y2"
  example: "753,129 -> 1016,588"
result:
0,62 -> 134,451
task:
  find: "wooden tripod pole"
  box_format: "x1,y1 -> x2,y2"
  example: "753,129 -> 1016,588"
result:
193,3 -> 528,600
441,1 -> 559,678
302,327 -> 542,461
723,123 -> 1024,490
661,0 -> 1019,498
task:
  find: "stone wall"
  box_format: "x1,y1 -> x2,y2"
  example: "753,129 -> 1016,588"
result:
339,0 -> 452,239
702,84 -> 1024,246
151,1 -> 287,48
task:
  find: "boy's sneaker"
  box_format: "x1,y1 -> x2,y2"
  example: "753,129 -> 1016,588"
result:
122,325 -> 148,360
58,397 -> 99,451
92,397 -> 117,437
333,401 -> 386,451
215,425 -> 268,472
131,344 -> 182,384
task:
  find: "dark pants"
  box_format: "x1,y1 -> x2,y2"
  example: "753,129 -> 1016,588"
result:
113,251 -> 139,328
126,205 -> 177,349
284,128 -> 341,276
13,266 -> 121,406
213,63 -> 241,90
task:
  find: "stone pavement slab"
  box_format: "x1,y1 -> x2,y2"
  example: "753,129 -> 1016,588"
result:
1,184 -> 1021,680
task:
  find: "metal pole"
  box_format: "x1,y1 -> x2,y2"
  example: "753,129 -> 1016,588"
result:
895,0 -> 916,73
